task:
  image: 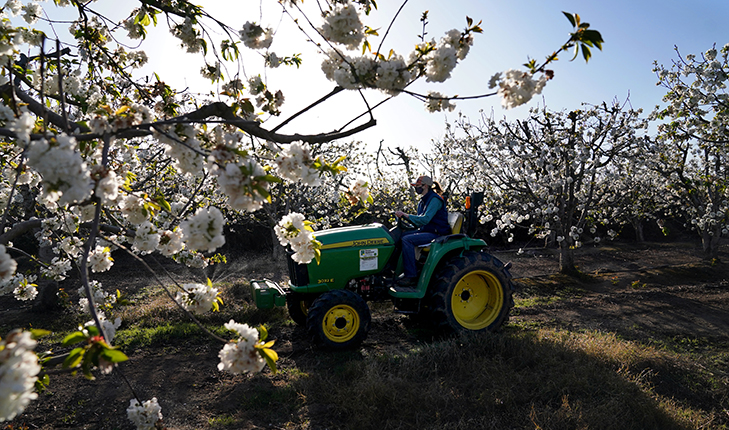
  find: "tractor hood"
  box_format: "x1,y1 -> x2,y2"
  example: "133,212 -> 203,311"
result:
315,223 -> 394,249
287,223 -> 395,293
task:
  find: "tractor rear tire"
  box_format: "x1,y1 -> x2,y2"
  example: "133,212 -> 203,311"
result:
429,251 -> 513,333
286,292 -> 315,327
306,290 -> 371,350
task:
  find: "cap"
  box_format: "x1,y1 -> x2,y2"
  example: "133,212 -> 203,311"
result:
411,175 -> 433,187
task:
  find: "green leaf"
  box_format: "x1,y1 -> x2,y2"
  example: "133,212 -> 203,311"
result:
253,185 -> 272,202
259,347 -> 279,374
314,248 -> 322,265
582,29 -> 604,49
581,44 -> 591,62
255,174 -> 283,183
140,12 -> 151,26
101,347 -> 128,363
257,325 -> 269,342
563,11 -> 576,27
62,331 -> 87,346
155,195 -> 172,212
63,347 -> 85,368
31,329 -> 52,339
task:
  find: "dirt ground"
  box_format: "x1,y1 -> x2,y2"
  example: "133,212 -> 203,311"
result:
2,240 -> 729,429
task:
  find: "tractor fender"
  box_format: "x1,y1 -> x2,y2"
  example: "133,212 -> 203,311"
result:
391,235 -> 488,299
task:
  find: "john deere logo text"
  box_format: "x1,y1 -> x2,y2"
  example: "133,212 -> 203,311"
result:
353,239 -> 388,246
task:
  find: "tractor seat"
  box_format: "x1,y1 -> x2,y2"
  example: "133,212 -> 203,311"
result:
416,212 -> 465,254
448,212 -> 463,235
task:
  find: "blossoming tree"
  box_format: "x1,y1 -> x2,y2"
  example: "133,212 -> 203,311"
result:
648,44 -> 729,260
0,0 -> 602,426
433,102 -> 647,274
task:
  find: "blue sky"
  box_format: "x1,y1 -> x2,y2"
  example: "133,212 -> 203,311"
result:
325,0 -> 729,149
30,0 -> 729,153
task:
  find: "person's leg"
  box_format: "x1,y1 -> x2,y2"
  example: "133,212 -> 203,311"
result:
401,232 -> 438,279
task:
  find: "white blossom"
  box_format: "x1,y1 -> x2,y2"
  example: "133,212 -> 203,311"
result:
119,194 -> 148,225
318,2 -> 364,50
126,397 -> 163,430
275,141 -> 321,186
218,320 -> 265,374
157,229 -> 184,256
0,245 -> 16,283
84,313 -> 122,345
425,91 -> 456,112
494,69 -> 549,109
95,170 -> 120,205
0,330 -> 40,422
275,212 -> 319,264
180,207 -> 226,253
88,245 -> 114,273
240,22 -> 273,50
25,135 -> 93,206
132,221 -> 161,254
174,282 -> 219,314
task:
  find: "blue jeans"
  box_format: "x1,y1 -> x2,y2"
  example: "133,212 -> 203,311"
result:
401,231 -> 439,278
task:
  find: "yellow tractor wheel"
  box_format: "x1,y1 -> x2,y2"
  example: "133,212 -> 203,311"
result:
430,252 -> 513,332
306,290 -> 371,350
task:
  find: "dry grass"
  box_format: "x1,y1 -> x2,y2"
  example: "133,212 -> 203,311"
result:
5,245 -> 728,430
277,327 -> 723,430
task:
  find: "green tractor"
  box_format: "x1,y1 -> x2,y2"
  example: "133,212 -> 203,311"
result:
251,193 -> 514,350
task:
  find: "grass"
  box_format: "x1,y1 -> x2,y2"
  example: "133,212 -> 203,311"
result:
276,328 -> 724,430
116,280 -> 728,430
7,258 -> 728,430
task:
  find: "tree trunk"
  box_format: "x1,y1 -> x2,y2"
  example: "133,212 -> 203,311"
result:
271,228 -> 285,263
701,226 -> 721,261
559,241 -> 578,275
34,243 -> 60,311
631,218 -> 645,243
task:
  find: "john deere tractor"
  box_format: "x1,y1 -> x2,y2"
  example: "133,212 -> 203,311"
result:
251,193 -> 514,350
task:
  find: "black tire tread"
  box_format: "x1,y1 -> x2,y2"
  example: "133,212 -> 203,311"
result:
428,251 -> 514,332
306,289 -> 371,350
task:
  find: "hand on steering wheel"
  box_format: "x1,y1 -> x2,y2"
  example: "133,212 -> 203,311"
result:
397,215 -> 417,230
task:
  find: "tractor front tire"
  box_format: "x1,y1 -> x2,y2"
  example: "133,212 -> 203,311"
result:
306,290 -> 371,350
430,251 -> 513,333
286,292 -> 315,327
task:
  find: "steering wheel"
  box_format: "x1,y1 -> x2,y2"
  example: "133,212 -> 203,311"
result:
397,215 -> 417,231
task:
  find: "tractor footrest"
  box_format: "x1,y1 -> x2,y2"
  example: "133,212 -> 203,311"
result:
390,285 -> 419,294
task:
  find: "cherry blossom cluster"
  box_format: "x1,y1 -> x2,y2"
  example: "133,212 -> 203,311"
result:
77,280 -> 117,314
126,397 -> 163,430
25,135 -> 94,206
217,320 -> 266,374
174,282 -> 220,314
179,207 -> 226,253
275,141 -> 322,186
240,22 -> 273,50
347,178 -> 371,205
318,2 -> 365,50
209,147 -> 271,212
0,245 -> 16,283
275,212 -> 321,264
488,69 -> 549,109
11,276 -> 38,302
0,330 -> 41,422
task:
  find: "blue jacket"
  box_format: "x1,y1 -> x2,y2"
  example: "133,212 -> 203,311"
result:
410,190 -> 450,235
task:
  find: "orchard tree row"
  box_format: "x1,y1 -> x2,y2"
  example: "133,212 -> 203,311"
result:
428,43 -> 729,274
0,0 -> 604,427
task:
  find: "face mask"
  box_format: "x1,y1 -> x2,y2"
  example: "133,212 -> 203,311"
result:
414,186 -> 424,195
